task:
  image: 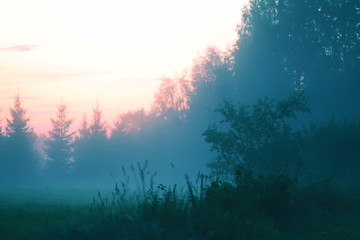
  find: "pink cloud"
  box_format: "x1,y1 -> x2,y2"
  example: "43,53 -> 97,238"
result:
0,44 -> 40,52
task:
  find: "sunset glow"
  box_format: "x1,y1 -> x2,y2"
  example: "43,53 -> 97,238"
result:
0,0 -> 248,134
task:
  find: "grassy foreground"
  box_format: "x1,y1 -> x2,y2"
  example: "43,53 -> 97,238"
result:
0,172 -> 359,240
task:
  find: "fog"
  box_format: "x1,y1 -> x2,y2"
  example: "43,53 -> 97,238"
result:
0,0 -> 359,202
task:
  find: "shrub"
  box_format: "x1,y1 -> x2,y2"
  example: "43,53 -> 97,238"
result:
203,92 -> 310,181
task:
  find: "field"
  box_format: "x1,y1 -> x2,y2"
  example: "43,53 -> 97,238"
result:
1,173 -> 360,240
0,187 -> 98,240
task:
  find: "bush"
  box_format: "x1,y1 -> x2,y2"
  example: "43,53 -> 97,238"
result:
204,92 -> 310,181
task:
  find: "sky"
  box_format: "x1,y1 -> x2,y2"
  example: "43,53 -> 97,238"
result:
0,0 -> 248,134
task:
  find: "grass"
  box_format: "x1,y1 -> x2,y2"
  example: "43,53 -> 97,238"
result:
0,164 -> 359,240
0,203 -> 91,240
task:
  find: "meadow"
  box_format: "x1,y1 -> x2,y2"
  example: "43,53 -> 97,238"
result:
1,168 -> 359,240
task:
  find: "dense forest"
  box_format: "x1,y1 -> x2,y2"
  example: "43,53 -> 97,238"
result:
0,0 -> 360,239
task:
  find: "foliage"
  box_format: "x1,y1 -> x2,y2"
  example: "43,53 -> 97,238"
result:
204,92 -> 310,180
302,117 -> 360,187
0,202 -> 93,240
152,75 -> 192,127
6,93 -> 33,139
0,92 -> 39,184
187,47 -> 234,129
78,113 -> 91,140
201,169 -> 360,239
0,0 -> 359,195
72,101 -> 111,186
234,0 -> 360,117
45,103 -> 75,177
2,167 -> 359,240
89,100 -> 107,139
238,0 -> 360,77
112,109 -> 148,137
204,168 -> 298,233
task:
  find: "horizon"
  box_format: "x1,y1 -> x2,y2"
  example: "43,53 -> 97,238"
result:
0,0 -> 248,134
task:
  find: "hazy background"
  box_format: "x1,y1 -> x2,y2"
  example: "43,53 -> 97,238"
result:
0,0 -> 247,133
0,0 -> 359,194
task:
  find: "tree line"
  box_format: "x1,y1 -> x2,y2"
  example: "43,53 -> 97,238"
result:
0,0 -> 359,187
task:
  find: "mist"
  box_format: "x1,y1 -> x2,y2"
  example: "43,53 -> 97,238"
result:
0,0 -> 360,239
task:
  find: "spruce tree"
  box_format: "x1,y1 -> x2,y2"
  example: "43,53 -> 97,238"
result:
45,102 -> 74,176
6,93 -> 33,139
5,92 -> 38,184
89,100 -> 107,138
78,113 -> 91,140
72,100 -> 110,185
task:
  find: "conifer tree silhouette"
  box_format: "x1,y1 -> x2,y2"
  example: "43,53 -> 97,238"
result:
4,91 -> 38,184
45,101 -> 75,177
